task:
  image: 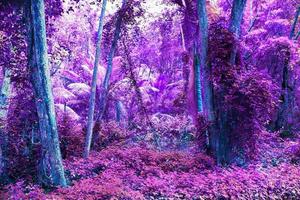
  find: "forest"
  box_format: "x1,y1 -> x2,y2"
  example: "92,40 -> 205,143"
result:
0,0 -> 300,199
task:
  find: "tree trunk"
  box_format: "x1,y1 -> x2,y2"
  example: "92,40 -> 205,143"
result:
197,0 -> 215,150
115,100 -> 124,123
295,30 -> 300,40
84,0 -> 108,158
97,0 -> 127,122
27,0 -> 66,187
0,69 -> 11,120
180,24 -> 186,51
229,0 -> 247,65
215,0 -> 247,165
0,144 -> 4,180
0,67 -> 11,183
193,46 -> 204,113
274,55 -> 295,133
182,0 -> 204,122
273,6 -> 299,133
290,6 -> 300,39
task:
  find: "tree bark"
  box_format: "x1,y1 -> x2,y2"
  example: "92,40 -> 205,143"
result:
274,65 -> 294,132
182,0 -> 204,122
115,100 -> 123,123
0,67 -> 11,183
290,6 -> 300,39
84,0 -> 108,158
193,46 -> 204,113
229,0 -> 247,65
272,6 -> 299,133
97,0 -> 127,122
216,0 -> 246,165
295,30 -> 300,40
27,0 -> 67,186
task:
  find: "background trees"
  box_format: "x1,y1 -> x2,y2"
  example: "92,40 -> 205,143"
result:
0,0 -> 300,198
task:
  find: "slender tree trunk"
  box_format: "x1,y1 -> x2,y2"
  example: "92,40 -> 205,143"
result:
0,67 -> 11,183
97,0 -> 127,122
229,0 -> 247,65
27,0 -> 66,186
84,0 -> 108,158
197,0 -> 217,155
247,0 -> 257,32
115,100 -> 123,123
0,69 -> 11,121
295,30 -> 300,40
180,24 -> 186,51
193,45 -> 204,113
197,0 -> 211,115
0,144 -> 3,180
290,6 -> 300,39
197,0 -> 215,147
182,0 -> 204,122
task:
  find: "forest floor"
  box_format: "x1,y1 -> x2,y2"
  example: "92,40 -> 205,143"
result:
1,131 -> 300,200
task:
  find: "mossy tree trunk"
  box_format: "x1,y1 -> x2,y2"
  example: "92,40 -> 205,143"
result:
26,0 -> 67,187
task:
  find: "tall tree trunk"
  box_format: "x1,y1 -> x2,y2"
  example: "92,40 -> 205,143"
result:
274,8 -> 299,132
182,0 -> 204,122
180,24 -> 186,51
197,0 -> 211,116
215,0 -> 247,165
115,100 -> 124,123
97,0 -> 127,122
0,67 -> 11,183
197,0 -> 215,150
290,6 -> 300,39
229,0 -> 247,65
0,144 -> 3,181
295,30 -> 300,40
274,64 -> 294,132
0,69 -> 11,119
27,0 -> 66,186
84,0 -> 108,158
193,46 -> 204,113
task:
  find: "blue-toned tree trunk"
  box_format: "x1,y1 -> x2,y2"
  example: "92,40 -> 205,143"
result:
229,0 -> 247,65
115,100 -> 124,123
197,0 -> 211,117
0,143 -> 4,181
216,0 -> 247,165
27,0 -> 67,186
295,30 -> 300,40
0,67 -> 11,183
274,65 -> 295,133
290,6 -> 300,39
193,47 -> 204,113
274,8 -> 299,133
0,69 -> 11,120
197,0 -> 215,149
84,0 -> 108,158
181,0 -> 204,122
97,0 -> 127,122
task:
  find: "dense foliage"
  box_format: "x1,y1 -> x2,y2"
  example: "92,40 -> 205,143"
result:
0,0 -> 300,199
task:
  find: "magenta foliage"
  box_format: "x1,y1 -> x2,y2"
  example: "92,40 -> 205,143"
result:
3,144 -> 300,199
